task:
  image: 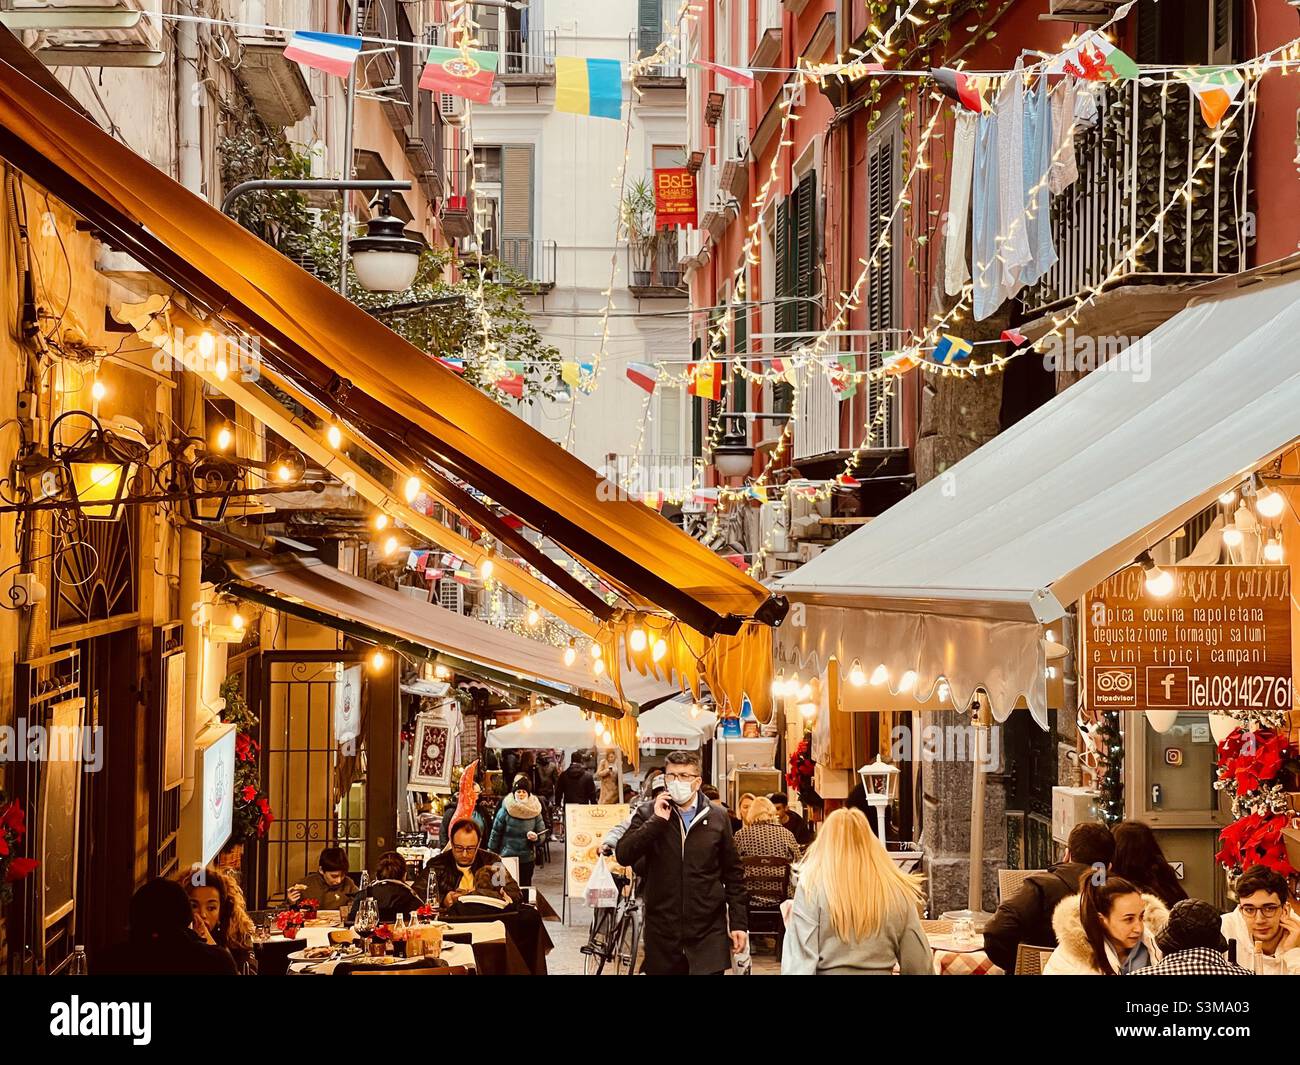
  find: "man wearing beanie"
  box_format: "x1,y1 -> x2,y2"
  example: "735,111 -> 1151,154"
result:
1128,899 -> 1253,975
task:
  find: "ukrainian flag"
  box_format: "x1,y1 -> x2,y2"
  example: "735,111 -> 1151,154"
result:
555,57 -> 623,120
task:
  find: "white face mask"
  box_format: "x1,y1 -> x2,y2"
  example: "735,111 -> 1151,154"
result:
666,779 -> 695,805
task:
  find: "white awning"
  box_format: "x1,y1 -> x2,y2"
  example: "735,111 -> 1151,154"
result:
485,704 -> 617,750
634,702 -> 718,750
777,272 -> 1300,721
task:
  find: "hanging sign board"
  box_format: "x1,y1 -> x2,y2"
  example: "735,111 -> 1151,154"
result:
654,167 -> 697,228
1081,565 -> 1292,713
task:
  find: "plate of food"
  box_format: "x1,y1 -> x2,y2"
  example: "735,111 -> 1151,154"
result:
286,944 -> 363,963
571,831 -> 593,848
570,865 -> 592,883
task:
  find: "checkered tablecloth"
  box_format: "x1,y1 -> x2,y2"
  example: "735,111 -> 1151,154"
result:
932,948 -> 1004,975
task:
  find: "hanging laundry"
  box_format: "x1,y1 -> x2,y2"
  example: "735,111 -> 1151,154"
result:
944,111 -> 977,297
1048,77 -> 1080,195
1020,71 -> 1058,288
971,109 -> 1002,322
995,70 -> 1032,303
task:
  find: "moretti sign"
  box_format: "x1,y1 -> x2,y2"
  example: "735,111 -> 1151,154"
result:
1082,565 -> 1292,713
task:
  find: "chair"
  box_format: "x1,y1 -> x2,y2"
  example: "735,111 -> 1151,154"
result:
1013,943 -> 1055,975
349,964 -> 473,976
742,856 -> 792,956
998,867 -> 1046,904
921,919 -> 953,936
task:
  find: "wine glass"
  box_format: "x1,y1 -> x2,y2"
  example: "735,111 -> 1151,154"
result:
353,897 -> 378,952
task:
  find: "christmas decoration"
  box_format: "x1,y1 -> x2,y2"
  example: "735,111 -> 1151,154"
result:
1093,711 -> 1124,825
1214,725 -> 1299,878
222,676 -> 275,841
0,791 -> 37,904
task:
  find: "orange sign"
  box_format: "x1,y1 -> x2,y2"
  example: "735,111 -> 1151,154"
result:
1081,565 -> 1292,713
654,167 -> 697,228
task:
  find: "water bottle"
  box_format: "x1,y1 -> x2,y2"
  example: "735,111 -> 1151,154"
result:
70,946 -> 88,975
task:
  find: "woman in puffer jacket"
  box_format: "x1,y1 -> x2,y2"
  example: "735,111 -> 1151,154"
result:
1043,871 -> 1169,975
488,774 -> 547,887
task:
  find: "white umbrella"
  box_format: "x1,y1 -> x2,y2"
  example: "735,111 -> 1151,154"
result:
635,702 -> 717,750
485,703 -> 616,750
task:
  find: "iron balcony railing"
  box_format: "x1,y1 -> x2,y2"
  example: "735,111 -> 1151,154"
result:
628,26 -> 687,78
1022,79 -> 1251,312
628,231 -> 686,290
497,237 -> 557,286
475,27 -> 556,75
603,453 -> 706,504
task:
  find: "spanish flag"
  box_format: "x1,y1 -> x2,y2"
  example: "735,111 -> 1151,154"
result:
687,360 -> 723,400
555,57 -> 623,120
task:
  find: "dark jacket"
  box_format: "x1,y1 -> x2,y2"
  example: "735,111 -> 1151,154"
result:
558,763 -> 597,805
488,795 -> 546,860
615,794 -> 748,974
413,846 -> 524,907
95,930 -> 238,976
350,879 -> 422,923
290,870 -> 358,912
982,862 -> 1094,972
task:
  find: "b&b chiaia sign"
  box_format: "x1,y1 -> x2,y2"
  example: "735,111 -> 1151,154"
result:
1082,565 -> 1292,713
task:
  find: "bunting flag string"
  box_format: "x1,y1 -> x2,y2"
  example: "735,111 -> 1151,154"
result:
283,30 -> 362,77
420,46 -> 498,103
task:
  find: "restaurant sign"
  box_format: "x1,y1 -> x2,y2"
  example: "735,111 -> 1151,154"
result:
1082,565 -> 1292,713
654,167 -> 697,228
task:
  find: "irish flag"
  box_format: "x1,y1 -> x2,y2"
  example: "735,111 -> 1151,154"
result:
420,46 -> 498,104
626,362 -> 659,393
283,31 -> 363,78
691,60 -> 755,89
1176,67 -> 1245,128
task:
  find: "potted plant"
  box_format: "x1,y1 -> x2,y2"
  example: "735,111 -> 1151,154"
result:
221,676 -> 274,869
621,178 -> 664,287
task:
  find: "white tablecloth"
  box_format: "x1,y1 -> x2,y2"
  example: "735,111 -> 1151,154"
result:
288,941 -> 475,975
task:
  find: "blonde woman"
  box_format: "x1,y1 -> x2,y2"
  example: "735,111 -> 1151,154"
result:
734,797 -> 801,904
780,808 -> 932,975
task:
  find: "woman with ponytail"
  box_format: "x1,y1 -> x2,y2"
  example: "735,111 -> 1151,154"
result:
1043,871 -> 1169,975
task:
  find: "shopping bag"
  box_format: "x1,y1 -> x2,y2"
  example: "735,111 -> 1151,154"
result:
584,856 -> 619,908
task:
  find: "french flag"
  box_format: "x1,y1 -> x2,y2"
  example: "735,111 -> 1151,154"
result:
284,31 -> 363,78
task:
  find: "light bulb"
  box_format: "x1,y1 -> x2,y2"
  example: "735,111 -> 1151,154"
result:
198,330 -> 216,358
870,665 -> 888,686
215,424 -> 234,451
522,713 -> 533,729
327,423 -> 343,449
1256,488 -> 1285,519
848,659 -> 866,687
231,611 -> 246,631
652,638 -> 668,663
404,476 -> 421,504
526,607 -> 540,627
276,464 -> 293,482
593,658 -> 606,676
374,513 -> 389,531
369,648 -> 388,671
629,626 -> 648,653
1145,567 -> 1174,597
590,642 -> 603,660
563,643 -> 577,667
91,380 -> 107,402
938,681 -> 951,702
1218,490 -> 1236,506
480,558 -> 494,579
689,703 -> 701,719
771,672 -> 785,698
797,683 -> 812,701
1223,526 -> 1244,548
798,702 -> 817,720
434,664 -> 451,681
1265,537 -> 1284,563
383,535 -> 398,557
601,727 -> 612,744
214,355 -> 229,382
898,670 -> 917,693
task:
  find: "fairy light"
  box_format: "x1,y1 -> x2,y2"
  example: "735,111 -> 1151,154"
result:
651,638 -> 668,663
404,476 -> 421,504
214,422 -> 234,452
848,659 -> 867,687
1256,488 -> 1285,519
526,606 -> 541,627
368,647 -> 389,672
373,513 -> 389,531
326,423 -> 343,450
563,641 -> 577,667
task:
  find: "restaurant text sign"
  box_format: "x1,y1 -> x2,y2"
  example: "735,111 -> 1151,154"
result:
1082,565 -> 1292,713
654,167 -> 697,228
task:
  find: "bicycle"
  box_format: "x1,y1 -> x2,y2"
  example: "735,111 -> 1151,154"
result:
580,869 -> 643,975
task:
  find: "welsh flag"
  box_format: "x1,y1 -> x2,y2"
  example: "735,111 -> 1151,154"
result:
420,47 -> 499,104
830,353 -> 857,401
1049,31 -> 1138,82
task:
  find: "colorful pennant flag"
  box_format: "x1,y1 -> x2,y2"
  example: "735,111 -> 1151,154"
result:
1000,328 -> 1029,348
561,361 -> 595,394
746,484 -> 770,503
495,361 -> 526,398
692,487 -> 720,505
642,490 -> 664,511
420,46 -> 499,104
1176,67 -> 1245,128
425,567 -> 444,581
928,67 -> 984,113
723,553 -> 748,570
452,564 -> 475,584
687,360 -> 723,400
835,473 -> 861,488
770,355 -> 795,384
283,31 -> 363,78
437,356 -> 465,374
883,351 -> 921,377
1050,32 -> 1139,82
555,57 -> 623,120
932,334 -> 974,365
626,361 -> 660,393
831,353 -> 857,400
691,60 -> 756,89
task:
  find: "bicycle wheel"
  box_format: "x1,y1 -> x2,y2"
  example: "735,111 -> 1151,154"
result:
582,907 -> 614,975
613,906 -> 642,975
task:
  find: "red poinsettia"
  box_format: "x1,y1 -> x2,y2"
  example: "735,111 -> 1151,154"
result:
0,796 -> 37,895
275,908 -> 306,933
1216,728 -> 1290,793
373,924 -> 392,941
241,784 -> 257,803
1217,812 -> 1294,876
416,904 -> 435,919
235,732 -> 260,763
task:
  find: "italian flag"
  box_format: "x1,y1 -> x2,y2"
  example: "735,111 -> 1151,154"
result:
420,47 -> 499,104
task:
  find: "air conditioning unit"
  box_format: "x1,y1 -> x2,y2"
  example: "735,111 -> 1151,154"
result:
439,93 -> 466,123
757,499 -> 788,554
438,580 -> 466,614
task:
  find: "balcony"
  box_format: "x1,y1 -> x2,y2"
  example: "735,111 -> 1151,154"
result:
1022,81 -> 1250,319
751,0 -> 783,69
718,90 -> 749,199
440,145 -> 474,239
628,233 -> 687,297
1,0 -> 164,66
628,27 -> 687,87
476,27 -> 556,83
603,453 -> 706,505
496,237 -> 557,292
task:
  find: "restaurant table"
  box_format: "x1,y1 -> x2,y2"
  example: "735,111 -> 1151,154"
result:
252,912 -> 345,977
926,931 -> 1004,976
287,941 -> 476,975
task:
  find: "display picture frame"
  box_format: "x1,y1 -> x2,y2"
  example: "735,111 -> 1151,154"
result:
408,712 -> 453,792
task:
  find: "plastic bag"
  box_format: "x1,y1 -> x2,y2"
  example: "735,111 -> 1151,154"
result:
584,856 -> 619,908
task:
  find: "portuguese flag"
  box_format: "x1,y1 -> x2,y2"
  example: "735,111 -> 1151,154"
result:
420,47 -> 499,104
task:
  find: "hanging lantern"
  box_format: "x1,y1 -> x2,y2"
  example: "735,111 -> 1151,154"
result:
51,412 -> 146,522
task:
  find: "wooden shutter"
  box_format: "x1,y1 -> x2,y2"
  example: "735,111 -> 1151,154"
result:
793,171 -> 818,339
501,145 -> 534,277
866,128 -> 898,433
732,300 -> 748,413
690,335 -> 703,457
772,196 -> 794,412
638,0 -> 663,56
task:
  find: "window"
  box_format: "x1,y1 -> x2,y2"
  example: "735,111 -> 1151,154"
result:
773,170 -> 818,413
638,0 -> 664,56
652,144 -> 687,169
474,145 -> 534,276
866,117 -> 900,436
1136,0 -> 1235,66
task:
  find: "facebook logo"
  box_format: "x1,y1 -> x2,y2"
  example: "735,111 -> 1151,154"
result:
1144,666 -> 1188,707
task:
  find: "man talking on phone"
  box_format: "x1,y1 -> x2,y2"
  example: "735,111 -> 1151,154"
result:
615,750 -> 748,974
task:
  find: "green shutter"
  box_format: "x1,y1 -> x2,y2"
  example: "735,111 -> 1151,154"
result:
732,301 -> 748,414
690,335 -> 703,458
638,0 -> 663,56
793,171 -> 818,339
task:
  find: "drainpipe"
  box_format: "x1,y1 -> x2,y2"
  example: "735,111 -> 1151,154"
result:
178,15 -> 204,807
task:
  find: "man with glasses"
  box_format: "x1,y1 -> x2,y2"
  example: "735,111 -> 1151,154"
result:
415,820 -> 523,909
1221,864 -> 1300,974
615,750 -> 748,974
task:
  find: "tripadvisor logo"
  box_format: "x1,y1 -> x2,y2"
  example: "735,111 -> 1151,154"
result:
50,997 -> 151,1046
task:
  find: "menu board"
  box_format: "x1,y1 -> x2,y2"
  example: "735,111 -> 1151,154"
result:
564,803 -> 629,899
1082,565 -> 1292,713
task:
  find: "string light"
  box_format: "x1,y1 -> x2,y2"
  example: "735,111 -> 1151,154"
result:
383,535 -> 399,557
1256,488 -> 1285,519
327,423 -> 343,449
629,613 -> 649,653
848,659 -> 867,687
1265,536 -> 1284,563
593,657 -> 606,676
91,379 -> 107,401
231,611 -> 246,632
590,642 -> 603,660
651,638 -> 668,663
404,476 -> 421,504
368,647 -> 389,671
563,640 -> 577,668
526,606 -> 540,627
214,422 -> 234,452
373,513 -> 389,531
480,557 -> 494,580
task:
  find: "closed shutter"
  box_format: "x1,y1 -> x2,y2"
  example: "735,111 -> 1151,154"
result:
501,145 -> 534,278
1136,0 -> 1161,63
772,196 -> 794,413
866,128 -> 898,433
793,171 -> 818,340
732,300 -> 748,414
638,0 -> 663,56
690,335 -> 703,457
1211,0 -> 1236,64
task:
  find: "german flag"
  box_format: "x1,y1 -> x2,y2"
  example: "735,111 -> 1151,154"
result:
928,67 -> 984,113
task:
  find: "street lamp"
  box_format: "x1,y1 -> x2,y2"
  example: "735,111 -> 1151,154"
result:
50,412 -> 146,522
712,412 -> 793,481
348,194 -> 424,292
